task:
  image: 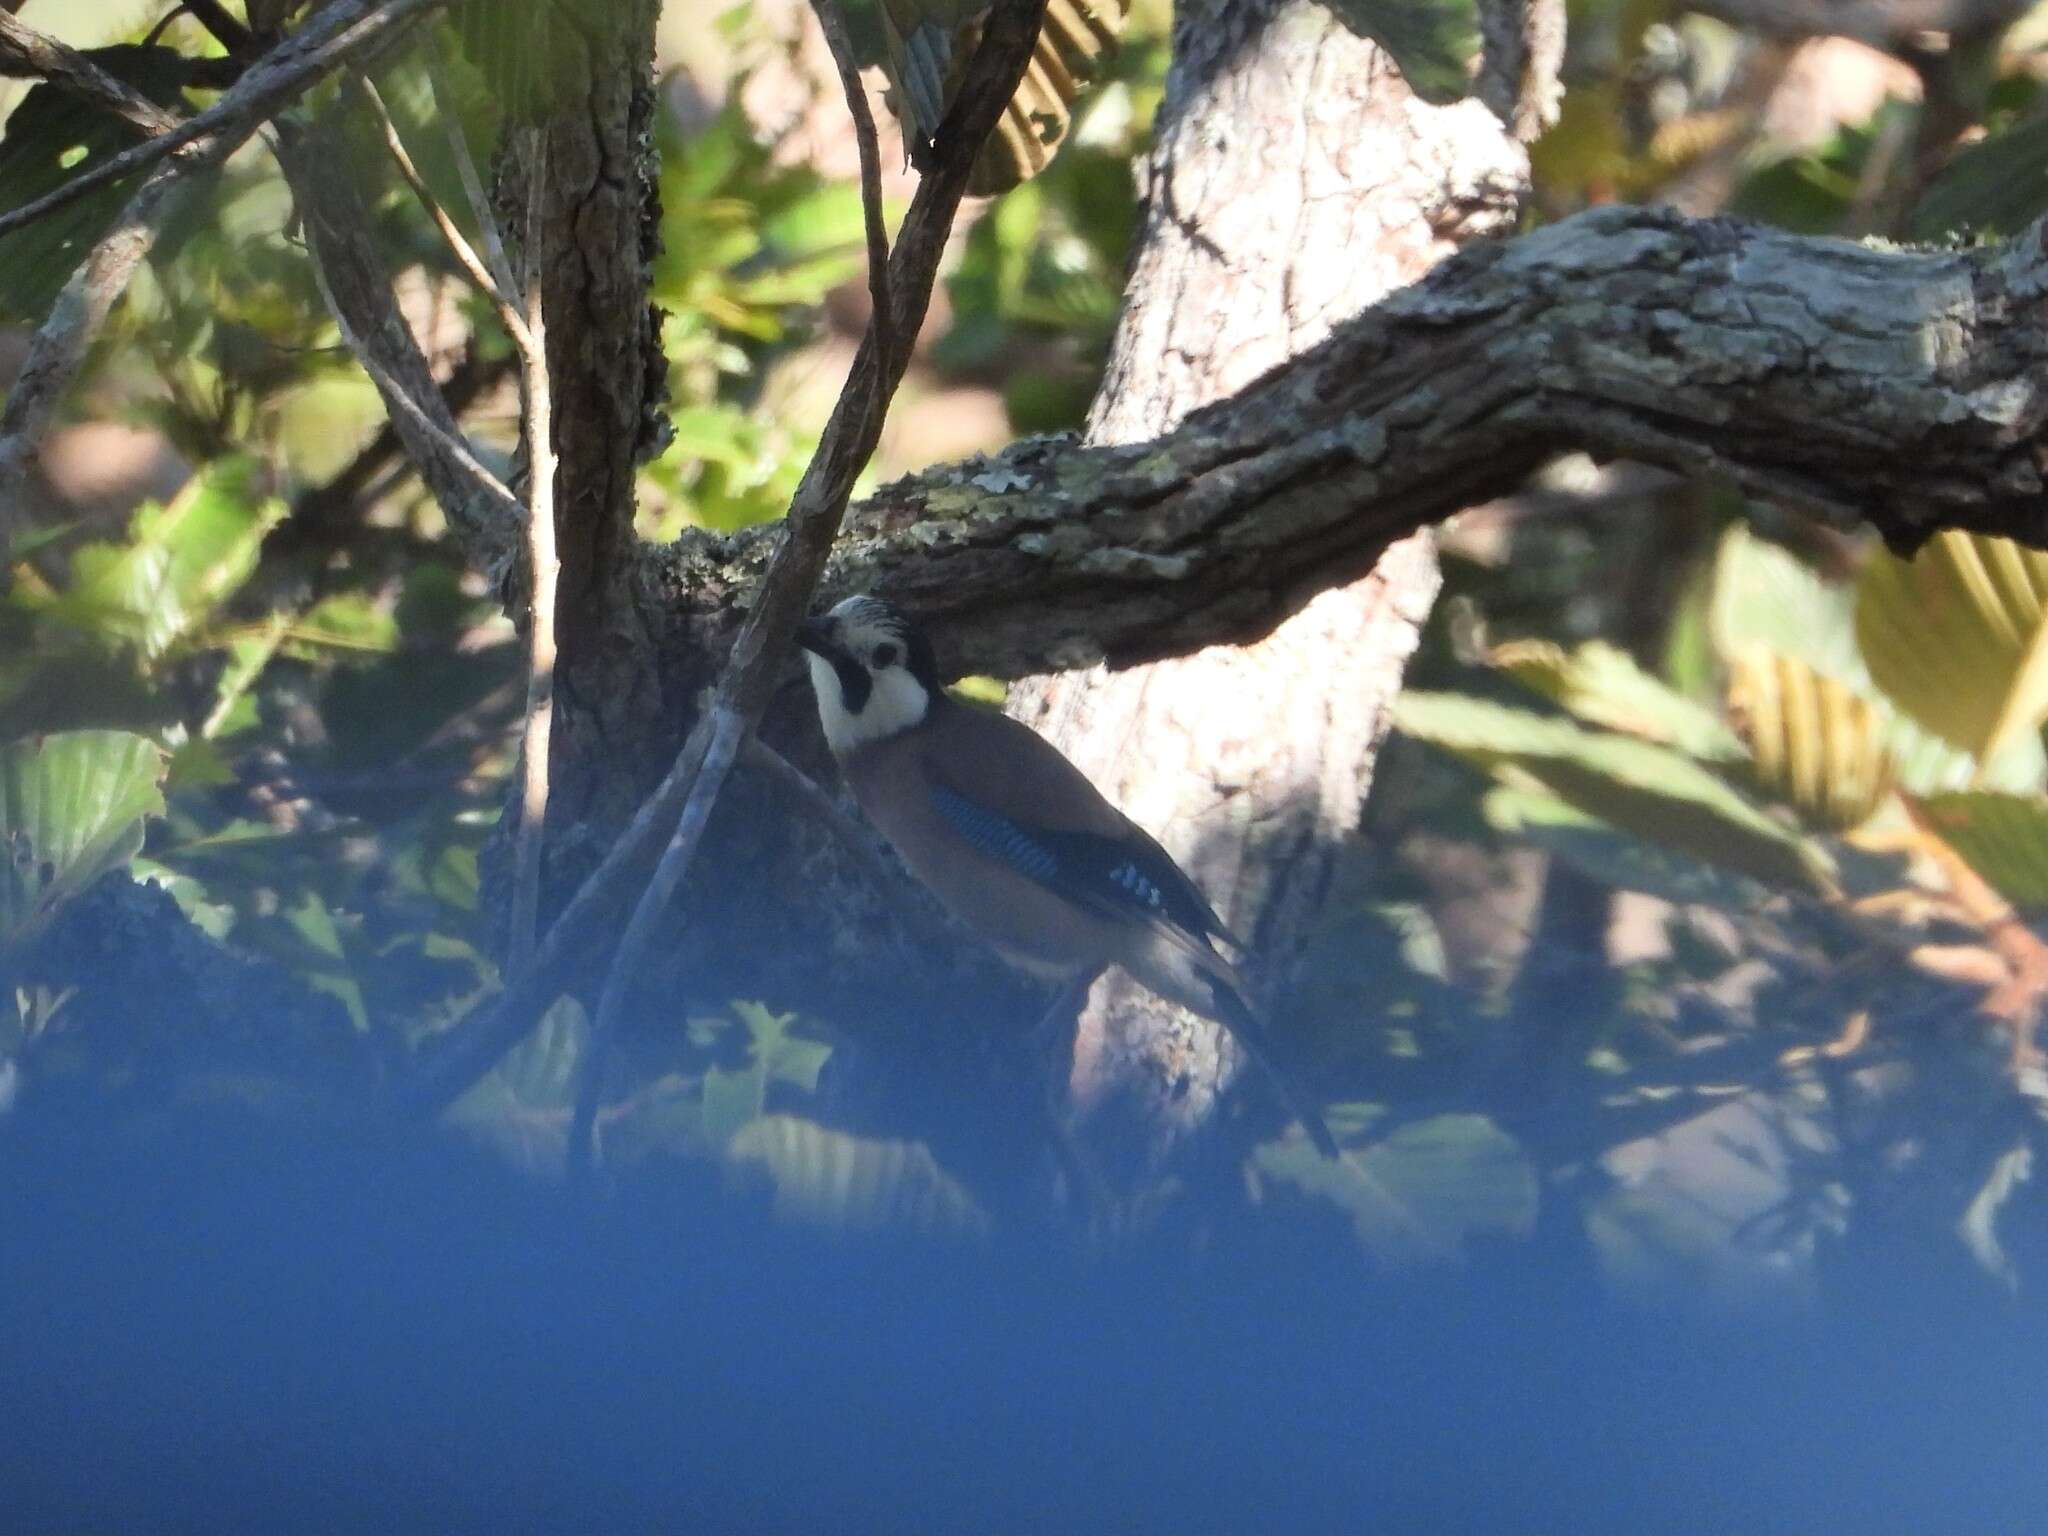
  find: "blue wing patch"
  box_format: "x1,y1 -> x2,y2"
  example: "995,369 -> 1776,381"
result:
932,783 -> 1059,884
930,784 -> 1220,938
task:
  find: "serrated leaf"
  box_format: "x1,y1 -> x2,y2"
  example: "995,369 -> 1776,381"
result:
876,0 -> 1133,194
1320,0 -> 1479,105
1484,786 -> 1770,910
445,0 -> 594,124
0,46 -> 198,325
1727,649 -> 1893,831
1490,638 -> 1743,760
1916,792 -> 2048,910
1856,530 -> 2048,775
726,1115 -> 989,1238
1708,524 -> 1862,679
1253,1112 -> 1536,1266
0,730 -> 167,953
1708,525 -> 2043,795
1914,113 -> 2048,241
1394,692 -> 1833,895
36,458 -> 284,662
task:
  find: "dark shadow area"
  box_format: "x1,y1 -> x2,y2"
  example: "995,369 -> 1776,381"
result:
4,980 -> 2046,1534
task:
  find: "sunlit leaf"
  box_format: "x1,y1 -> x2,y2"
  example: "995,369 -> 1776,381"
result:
1857,530 -> 2048,775
1393,692 -> 1834,894
1491,638 -> 1743,761
36,458 -> 285,662
1484,786 -> 1770,910
1253,1112 -> 1536,1265
1709,525 -> 2042,794
0,730 -> 166,954
1916,792 -> 2048,910
727,1115 -> 989,1238
1727,649 -> 1893,831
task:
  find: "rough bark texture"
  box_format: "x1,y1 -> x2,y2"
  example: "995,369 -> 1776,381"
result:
519,0 -> 671,842
1003,0 -> 1526,1158
638,204 -> 2048,695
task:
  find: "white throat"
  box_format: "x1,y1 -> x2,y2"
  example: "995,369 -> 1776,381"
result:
808,651 -> 931,754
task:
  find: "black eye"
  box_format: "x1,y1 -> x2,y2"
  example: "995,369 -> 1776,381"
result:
872,643 -> 899,669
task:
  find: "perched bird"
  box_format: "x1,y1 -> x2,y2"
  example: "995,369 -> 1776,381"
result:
796,595 -> 1339,1158
870,0 -> 1131,195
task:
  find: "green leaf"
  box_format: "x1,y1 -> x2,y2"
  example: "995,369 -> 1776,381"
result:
1393,692 -> 1834,895
0,730 -> 166,953
1490,638 -> 1744,761
445,0 -> 596,124
1708,524 -> 1861,679
0,46 -> 197,324
1253,1112 -> 1537,1266
1914,112 -> 2048,241
1708,525 -> 2042,795
1856,530 -> 2048,778
36,458 -> 285,662
1917,792 -> 2048,910
1726,649 -> 1893,832
1318,0 -> 1479,105
285,891 -> 367,1032
448,997 -> 591,1177
727,1115 -> 990,1239
1483,786 -> 1770,910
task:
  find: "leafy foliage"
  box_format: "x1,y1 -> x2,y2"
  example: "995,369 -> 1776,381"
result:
0,731 -> 166,953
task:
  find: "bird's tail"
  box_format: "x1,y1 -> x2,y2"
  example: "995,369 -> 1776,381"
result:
1208,980 -> 1340,1160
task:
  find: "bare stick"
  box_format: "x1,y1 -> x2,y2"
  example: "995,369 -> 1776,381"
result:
0,161 -> 211,559
0,0 -> 461,243
305,252 -> 521,519
424,33 -> 522,305
810,0 -> 891,321
741,737 -> 908,904
508,129 -> 558,969
356,74 -> 532,352
560,0 -> 1049,1181
0,12 -> 184,137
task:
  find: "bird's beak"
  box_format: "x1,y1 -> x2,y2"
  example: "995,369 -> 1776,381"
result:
795,616 -> 839,661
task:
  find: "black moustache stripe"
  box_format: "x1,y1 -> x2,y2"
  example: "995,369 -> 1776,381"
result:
833,653 -> 872,714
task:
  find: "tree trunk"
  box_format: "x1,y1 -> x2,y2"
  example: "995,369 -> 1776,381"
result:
1005,0 -> 1526,1161
525,0 -> 670,831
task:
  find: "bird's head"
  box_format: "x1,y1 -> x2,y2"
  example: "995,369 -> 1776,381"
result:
796,595 -> 940,754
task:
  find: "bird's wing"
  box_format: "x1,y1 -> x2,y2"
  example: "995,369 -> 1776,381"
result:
920,698 -> 1243,945
923,767 -> 1234,950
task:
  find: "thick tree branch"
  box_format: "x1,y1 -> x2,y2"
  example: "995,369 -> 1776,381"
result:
645,205 -> 2048,682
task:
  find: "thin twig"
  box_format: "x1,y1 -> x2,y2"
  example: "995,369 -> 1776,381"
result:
305,244 -> 520,515
559,0 -> 1051,1181
509,128 -> 558,969
0,12 -> 184,137
810,0 -> 891,321
356,74 -> 532,352
0,159 -> 213,562
276,112 -> 524,564
424,32 -> 521,305
0,0 -> 458,244
742,736 -> 912,907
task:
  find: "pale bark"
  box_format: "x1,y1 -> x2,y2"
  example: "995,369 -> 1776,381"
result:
1004,0 -> 1526,1159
